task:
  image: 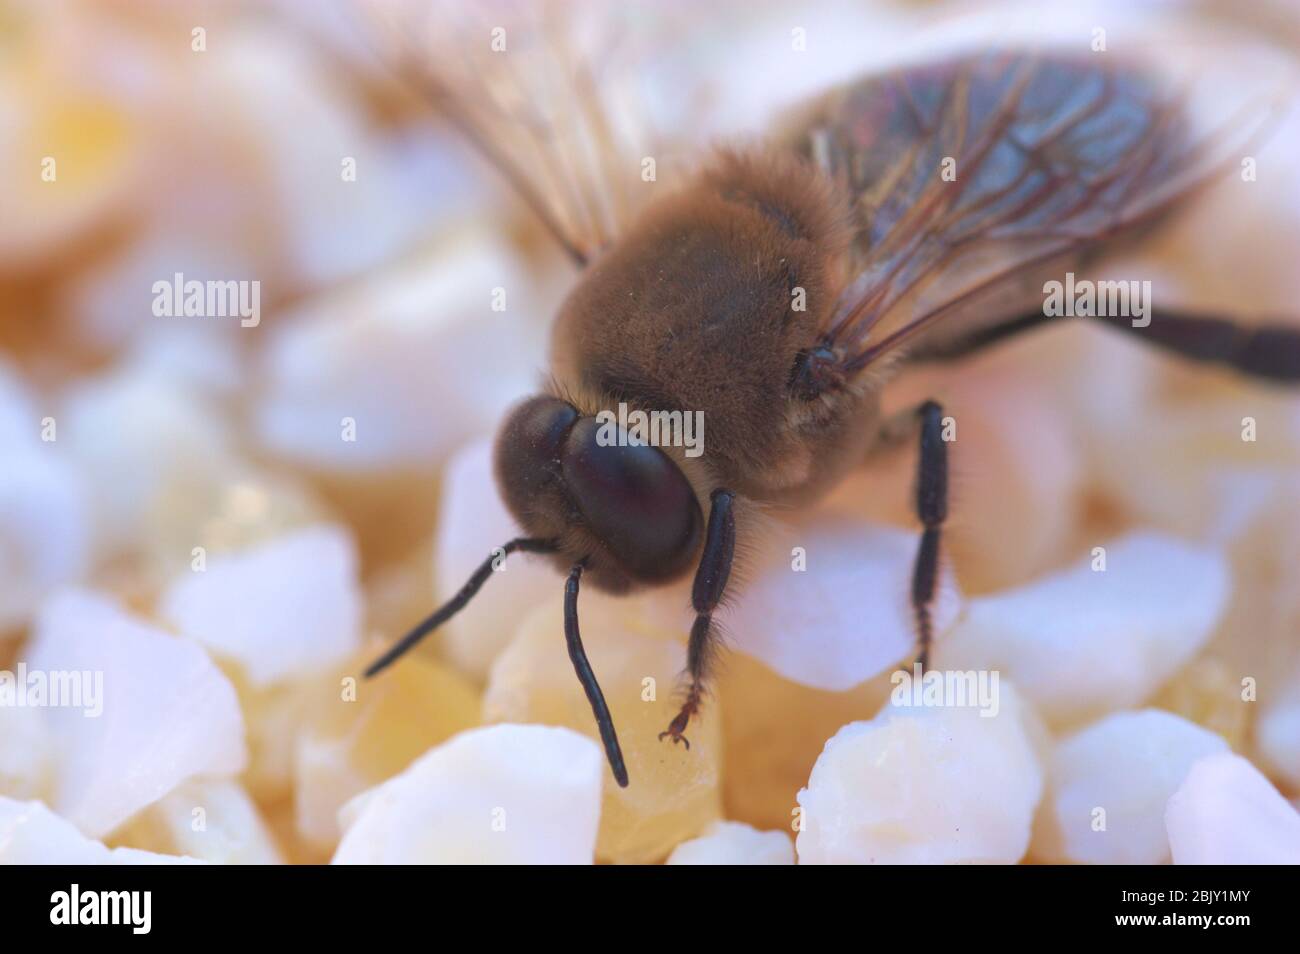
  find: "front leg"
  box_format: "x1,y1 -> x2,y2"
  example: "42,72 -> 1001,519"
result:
910,400 -> 948,669
660,488 -> 736,749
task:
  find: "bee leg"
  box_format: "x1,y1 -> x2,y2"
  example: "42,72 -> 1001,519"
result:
908,310 -> 1300,384
904,311 -> 1054,364
909,401 -> 948,671
660,488 -> 736,749
1107,312 -> 1300,383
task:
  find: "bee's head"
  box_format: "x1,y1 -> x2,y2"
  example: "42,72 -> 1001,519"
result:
494,394 -> 704,591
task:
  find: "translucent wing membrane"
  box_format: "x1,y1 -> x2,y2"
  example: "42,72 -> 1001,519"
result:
787,51 -> 1283,372
361,0 -> 661,266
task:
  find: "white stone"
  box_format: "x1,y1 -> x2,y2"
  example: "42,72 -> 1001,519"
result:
727,516 -> 961,691
0,798 -> 200,864
62,224 -> 262,353
1166,752 -> 1300,864
332,724 -> 603,864
1089,405 -> 1300,545
0,357 -> 40,451
1116,80 -> 1300,322
61,371 -> 237,557
194,30 -> 436,287
24,590 -> 246,838
0,447 -> 91,632
159,524 -> 362,687
796,682 -> 1043,864
0,702 -> 51,801
255,238 -> 542,473
666,821 -> 794,865
1256,674 -> 1300,790
117,326 -> 245,399
1033,709 -> 1228,864
1206,475 -> 1300,691
115,779 -> 283,865
239,679 -> 313,804
294,729 -> 366,850
935,533 -> 1229,727
435,438 -> 560,678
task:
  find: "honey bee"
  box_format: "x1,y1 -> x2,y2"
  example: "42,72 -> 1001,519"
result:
362,6 -> 1300,787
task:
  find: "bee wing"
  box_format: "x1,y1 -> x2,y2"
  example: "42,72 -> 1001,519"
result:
363,0 -> 670,267
789,51 -> 1283,373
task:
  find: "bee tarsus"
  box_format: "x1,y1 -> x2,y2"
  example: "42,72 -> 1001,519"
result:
658,703 -> 695,750
658,489 -> 738,750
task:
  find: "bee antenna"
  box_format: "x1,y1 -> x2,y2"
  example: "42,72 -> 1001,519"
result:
564,561 -> 629,788
364,537 -> 558,678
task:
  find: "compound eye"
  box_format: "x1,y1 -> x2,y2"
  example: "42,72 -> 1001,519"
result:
561,417 -> 703,581
502,396 -> 579,465
494,395 -> 580,537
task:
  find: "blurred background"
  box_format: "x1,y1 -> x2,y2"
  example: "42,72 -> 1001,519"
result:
1,0 -> 1299,863
2,0 -> 1297,626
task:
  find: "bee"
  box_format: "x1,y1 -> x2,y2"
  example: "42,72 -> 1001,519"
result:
362,6 -> 1300,787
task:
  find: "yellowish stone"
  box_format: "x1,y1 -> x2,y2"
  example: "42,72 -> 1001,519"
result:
312,470 -> 444,569
1152,655 -> 1253,752
1211,482 -> 1300,686
144,466 -> 330,588
483,592 -> 721,864
235,673 -> 312,804
718,652 -> 893,833
362,543 -> 439,665
263,797 -> 333,865
108,779 -> 282,864
0,700 -> 51,802
1,93 -> 139,262
294,650 -> 481,849
0,8 -> 152,266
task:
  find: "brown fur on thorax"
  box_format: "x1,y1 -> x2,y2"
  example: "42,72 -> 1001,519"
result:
549,146 -> 880,511
528,146 -> 890,594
